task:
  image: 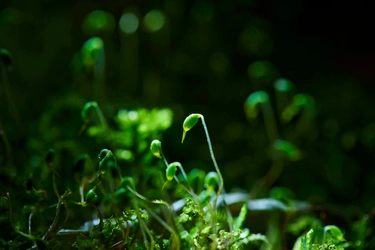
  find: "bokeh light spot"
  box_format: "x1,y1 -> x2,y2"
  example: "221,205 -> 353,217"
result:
119,13 -> 139,34
143,10 -> 165,33
274,78 -> 294,92
82,10 -> 115,35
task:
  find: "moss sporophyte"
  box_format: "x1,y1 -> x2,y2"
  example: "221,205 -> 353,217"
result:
0,81 -> 357,249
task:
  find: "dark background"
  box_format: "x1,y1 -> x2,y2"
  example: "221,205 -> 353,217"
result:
1,0 -> 375,212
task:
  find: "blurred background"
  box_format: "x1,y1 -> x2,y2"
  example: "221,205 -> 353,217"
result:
1,0 -> 375,215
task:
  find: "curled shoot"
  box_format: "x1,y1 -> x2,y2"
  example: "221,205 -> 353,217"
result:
281,94 -> 315,123
163,162 -> 188,190
150,139 -> 169,167
204,171 -> 220,190
150,139 -> 162,159
98,149 -> 117,175
181,113 -> 224,208
181,114 -> 201,143
81,101 -> 108,130
85,189 -> 99,204
324,225 -> 346,242
244,91 -> 279,143
273,139 -> 301,161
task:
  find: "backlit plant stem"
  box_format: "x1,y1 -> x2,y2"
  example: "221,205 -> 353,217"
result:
200,116 -> 223,209
260,100 -> 279,143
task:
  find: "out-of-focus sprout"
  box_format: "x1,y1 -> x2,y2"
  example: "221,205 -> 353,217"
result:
273,139 -> 301,161
98,149 -> 116,175
181,113 -> 224,208
244,91 -> 279,142
281,94 -> 315,123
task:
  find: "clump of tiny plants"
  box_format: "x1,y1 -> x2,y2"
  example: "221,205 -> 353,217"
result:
1,45 -> 373,249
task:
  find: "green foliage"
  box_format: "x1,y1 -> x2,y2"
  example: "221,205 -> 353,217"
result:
0,4 -> 373,248
292,225 -> 349,250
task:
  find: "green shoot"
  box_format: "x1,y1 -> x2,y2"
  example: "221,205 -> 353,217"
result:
81,101 -> 108,130
281,94 -> 315,123
181,113 -> 224,209
81,37 -> 106,102
150,139 -> 168,167
273,139 -> 301,161
98,149 -> 117,175
244,91 -> 279,143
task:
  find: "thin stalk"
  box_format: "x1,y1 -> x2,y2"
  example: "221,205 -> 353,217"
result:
28,212 -> 33,235
260,101 -> 279,143
221,188 -> 234,232
93,46 -> 106,104
52,172 -> 60,199
200,116 -> 223,209
143,205 -> 177,238
88,204 -> 104,231
144,206 -> 180,250
79,185 -> 85,203
94,104 -> 108,130
51,201 -> 70,239
2,192 -> 34,240
43,190 -> 71,240
132,198 -> 153,250
264,158 -> 284,187
250,159 -> 284,199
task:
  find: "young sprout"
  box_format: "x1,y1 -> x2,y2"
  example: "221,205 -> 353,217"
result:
150,139 -> 169,167
85,189 -> 99,204
166,162 -> 179,181
303,228 -> 314,246
199,172 -> 220,204
273,139 -> 301,161
233,203 -> 247,230
150,139 -> 162,159
181,114 -> 201,143
181,113 -> 224,208
204,171 -> 220,190
81,36 -> 104,67
252,139 -> 301,198
81,37 -> 106,102
81,101 -> 108,130
273,78 -> 295,114
324,225 -> 346,242
281,94 -> 315,123
98,149 -> 117,175
120,176 -> 136,192
244,91 -> 269,119
244,91 -> 279,142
